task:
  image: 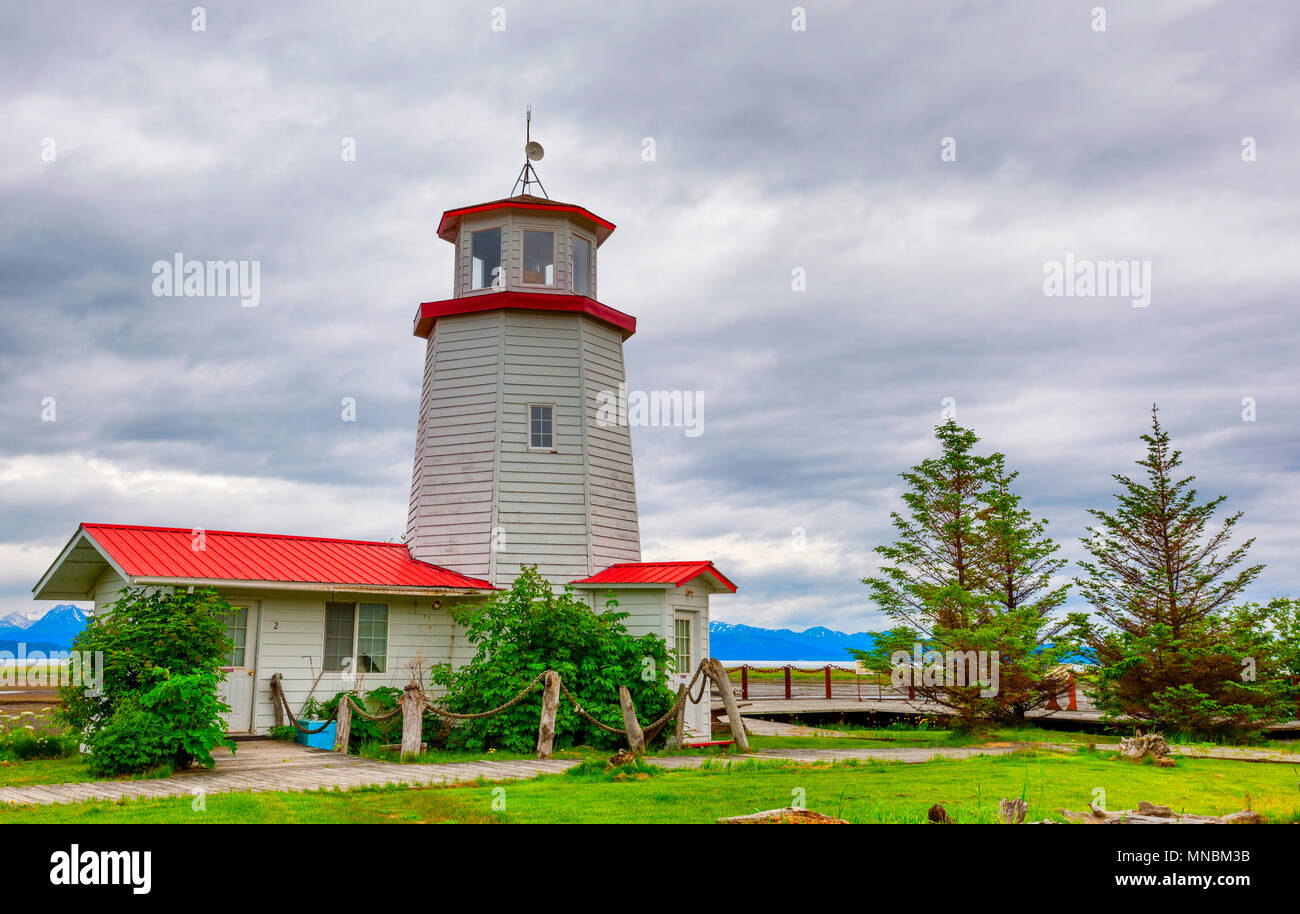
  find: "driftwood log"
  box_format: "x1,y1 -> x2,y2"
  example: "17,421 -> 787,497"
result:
997,798 -> 1028,824
534,671 -> 561,759
1063,801 -> 1265,824
1118,732 -> 1171,760
719,807 -> 847,824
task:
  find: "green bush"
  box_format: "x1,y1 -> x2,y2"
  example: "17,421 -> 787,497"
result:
81,699 -> 169,778
431,566 -> 674,753
58,586 -> 237,775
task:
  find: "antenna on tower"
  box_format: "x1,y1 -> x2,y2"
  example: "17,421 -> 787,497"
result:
511,105 -> 548,198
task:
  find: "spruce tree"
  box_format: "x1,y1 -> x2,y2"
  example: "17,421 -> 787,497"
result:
855,421 -> 1073,730
1072,406 -> 1291,738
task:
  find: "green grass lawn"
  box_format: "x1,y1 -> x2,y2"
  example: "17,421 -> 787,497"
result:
0,755 -> 174,787
1,748 -> 1296,824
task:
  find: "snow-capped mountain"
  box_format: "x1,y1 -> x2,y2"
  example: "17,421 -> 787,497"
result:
0,604 -> 90,652
709,622 -> 875,662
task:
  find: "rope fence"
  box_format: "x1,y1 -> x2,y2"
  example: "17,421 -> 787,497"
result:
267,658 -> 748,760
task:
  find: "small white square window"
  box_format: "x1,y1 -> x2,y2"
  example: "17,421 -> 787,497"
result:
529,404 -> 554,449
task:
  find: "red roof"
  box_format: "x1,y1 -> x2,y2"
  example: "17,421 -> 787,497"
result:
80,523 -> 495,591
571,561 -> 737,593
437,195 -> 616,246
414,290 -> 636,340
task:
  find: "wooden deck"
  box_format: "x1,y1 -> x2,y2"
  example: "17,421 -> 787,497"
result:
713,684 -> 1300,733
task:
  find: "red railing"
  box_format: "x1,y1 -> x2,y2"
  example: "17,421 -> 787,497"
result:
724,664 -> 884,702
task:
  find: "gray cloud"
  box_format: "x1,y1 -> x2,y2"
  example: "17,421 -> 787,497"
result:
2,0 -> 1298,631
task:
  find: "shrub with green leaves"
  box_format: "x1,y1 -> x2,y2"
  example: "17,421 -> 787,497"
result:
58,586 -> 237,776
431,566 -> 674,752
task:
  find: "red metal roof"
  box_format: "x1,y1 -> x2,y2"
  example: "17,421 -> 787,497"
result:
80,523 -> 495,591
571,561 -> 737,593
437,195 -> 616,246
413,290 -> 636,340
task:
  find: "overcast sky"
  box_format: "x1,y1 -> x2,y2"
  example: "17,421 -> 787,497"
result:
2,1 -> 1297,631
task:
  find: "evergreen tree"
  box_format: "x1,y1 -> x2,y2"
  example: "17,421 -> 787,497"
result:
854,421 -> 1072,730
1071,406 -> 1291,738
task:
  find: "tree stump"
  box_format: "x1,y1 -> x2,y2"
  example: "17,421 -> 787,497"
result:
535,671 -> 561,760
927,804 -> 956,824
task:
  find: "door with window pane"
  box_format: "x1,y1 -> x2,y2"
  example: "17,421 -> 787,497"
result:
673,613 -> 703,738
217,603 -> 258,733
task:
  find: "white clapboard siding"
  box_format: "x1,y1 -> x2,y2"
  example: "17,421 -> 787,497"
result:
246,589 -> 490,734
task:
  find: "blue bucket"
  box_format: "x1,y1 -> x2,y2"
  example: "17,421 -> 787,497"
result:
296,720 -> 337,750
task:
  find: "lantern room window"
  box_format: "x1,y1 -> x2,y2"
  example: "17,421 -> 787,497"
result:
572,235 -> 591,296
471,227 -> 502,291
522,230 -> 554,285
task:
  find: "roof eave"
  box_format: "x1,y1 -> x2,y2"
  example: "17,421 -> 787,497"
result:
130,576 -> 497,596
32,526 -> 131,600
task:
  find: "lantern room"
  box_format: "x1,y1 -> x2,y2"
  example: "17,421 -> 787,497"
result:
435,195 -> 616,300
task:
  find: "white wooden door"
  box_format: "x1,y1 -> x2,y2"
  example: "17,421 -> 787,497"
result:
218,603 -> 258,733
674,613 -> 705,740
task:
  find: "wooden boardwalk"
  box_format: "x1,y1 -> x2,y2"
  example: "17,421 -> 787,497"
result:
0,741 -> 587,807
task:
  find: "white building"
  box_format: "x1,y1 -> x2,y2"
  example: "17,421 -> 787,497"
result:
34,178 -> 734,741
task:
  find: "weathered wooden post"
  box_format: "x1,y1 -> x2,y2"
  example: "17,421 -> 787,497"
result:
333,693 -> 352,752
270,673 -> 285,727
671,683 -> 688,750
400,683 -> 425,760
618,686 -> 646,756
705,658 -> 749,753
535,670 -> 561,759
784,666 -> 791,700
740,665 -> 748,700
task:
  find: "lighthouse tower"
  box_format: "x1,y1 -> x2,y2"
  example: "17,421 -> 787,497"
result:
404,134 -> 736,738
405,181 -> 641,586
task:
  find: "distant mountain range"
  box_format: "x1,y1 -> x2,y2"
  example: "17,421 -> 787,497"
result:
709,622 -> 874,662
0,605 -> 89,654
